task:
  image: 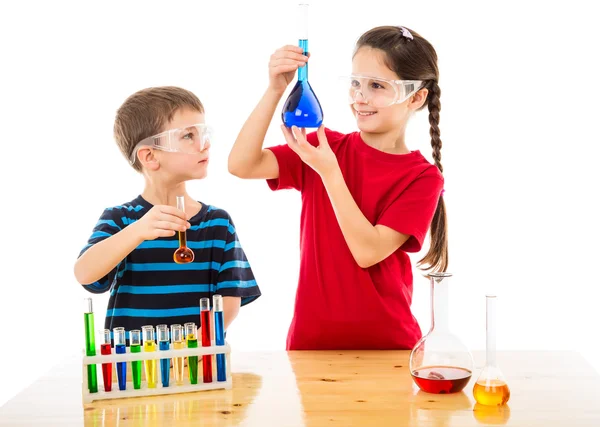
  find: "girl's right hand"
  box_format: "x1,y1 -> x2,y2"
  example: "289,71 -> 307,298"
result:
132,205 -> 190,241
268,45 -> 309,94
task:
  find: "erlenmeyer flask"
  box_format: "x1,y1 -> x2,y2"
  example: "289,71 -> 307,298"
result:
473,295 -> 511,406
410,272 -> 474,394
281,3 -> 323,128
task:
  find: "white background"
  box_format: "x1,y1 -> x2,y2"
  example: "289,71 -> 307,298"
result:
1,0 -> 598,407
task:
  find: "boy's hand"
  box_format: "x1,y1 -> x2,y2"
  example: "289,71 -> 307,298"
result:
268,45 -> 309,94
132,205 -> 190,241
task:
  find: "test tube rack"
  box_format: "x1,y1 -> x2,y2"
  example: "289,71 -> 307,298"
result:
82,341 -> 232,404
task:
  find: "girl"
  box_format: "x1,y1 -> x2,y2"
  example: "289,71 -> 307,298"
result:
228,26 -> 446,350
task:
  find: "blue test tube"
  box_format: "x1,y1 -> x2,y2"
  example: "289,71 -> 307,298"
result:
213,294 -> 227,381
113,327 -> 127,391
157,324 -> 170,387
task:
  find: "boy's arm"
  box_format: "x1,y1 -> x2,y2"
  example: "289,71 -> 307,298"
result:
74,224 -> 143,285
223,297 -> 241,330
75,205 -> 189,285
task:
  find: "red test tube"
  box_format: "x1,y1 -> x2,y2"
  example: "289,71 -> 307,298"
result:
100,329 -> 112,392
200,297 -> 213,383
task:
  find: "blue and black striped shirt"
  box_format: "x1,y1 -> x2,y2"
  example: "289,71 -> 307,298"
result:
79,195 -> 260,333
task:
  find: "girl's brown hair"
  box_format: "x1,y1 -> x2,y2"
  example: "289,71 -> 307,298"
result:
355,26 -> 448,272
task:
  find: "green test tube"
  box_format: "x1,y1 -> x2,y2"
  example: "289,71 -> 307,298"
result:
130,329 -> 142,389
84,298 -> 97,393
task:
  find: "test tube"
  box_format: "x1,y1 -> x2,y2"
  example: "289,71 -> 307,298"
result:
173,196 -> 194,264
142,325 -> 157,388
113,327 -> 127,391
157,324 -> 170,387
185,322 -> 199,384
171,324 -> 185,385
83,298 -> 98,393
213,295 -> 227,382
200,297 -> 213,383
130,329 -> 142,390
100,329 -> 113,392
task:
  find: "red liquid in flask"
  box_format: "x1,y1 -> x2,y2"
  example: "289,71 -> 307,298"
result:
201,309 -> 213,383
174,230 -> 194,264
411,366 -> 472,394
100,343 -> 112,392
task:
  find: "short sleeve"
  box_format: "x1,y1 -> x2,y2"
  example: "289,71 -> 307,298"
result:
377,168 -> 444,253
216,216 -> 261,306
265,129 -> 342,192
265,143 -> 305,192
78,208 -> 127,294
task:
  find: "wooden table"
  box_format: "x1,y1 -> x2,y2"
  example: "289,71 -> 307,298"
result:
1,350 -> 599,426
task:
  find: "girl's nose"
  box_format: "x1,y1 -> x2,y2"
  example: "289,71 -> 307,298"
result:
352,90 -> 368,104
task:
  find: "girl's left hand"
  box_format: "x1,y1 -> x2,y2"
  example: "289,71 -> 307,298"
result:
281,124 -> 339,179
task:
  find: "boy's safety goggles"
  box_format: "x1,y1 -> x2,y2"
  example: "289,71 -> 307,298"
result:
337,74 -> 424,108
130,124 -> 212,165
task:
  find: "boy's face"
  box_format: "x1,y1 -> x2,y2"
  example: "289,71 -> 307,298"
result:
151,108 -> 210,180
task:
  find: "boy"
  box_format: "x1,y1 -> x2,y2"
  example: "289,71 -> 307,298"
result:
74,86 -> 260,336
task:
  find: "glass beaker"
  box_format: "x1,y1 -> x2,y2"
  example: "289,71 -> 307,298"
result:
410,272 -> 474,393
281,3 -> 324,128
473,295 -> 511,406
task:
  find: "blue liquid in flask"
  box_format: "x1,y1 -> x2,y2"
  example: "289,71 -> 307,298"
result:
282,39 -> 323,128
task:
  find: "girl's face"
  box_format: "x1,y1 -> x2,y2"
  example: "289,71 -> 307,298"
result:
351,47 -> 423,134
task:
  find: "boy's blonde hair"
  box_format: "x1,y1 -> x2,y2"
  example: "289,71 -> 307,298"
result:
114,86 -> 204,172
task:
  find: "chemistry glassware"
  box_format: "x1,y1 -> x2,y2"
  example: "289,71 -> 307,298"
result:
281,3 -> 323,128
473,295 -> 511,406
174,196 -> 194,264
200,297 -> 213,383
100,329 -> 112,392
157,324 -> 171,388
142,325 -> 158,388
171,324 -> 185,385
113,327 -> 127,391
83,298 -> 98,393
410,272 -> 474,394
185,322 -> 199,384
213,294 -> 227,382
130,329 -> 142,390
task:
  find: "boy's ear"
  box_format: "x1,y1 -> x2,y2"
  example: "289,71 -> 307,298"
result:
408,88 -> 429,111
138,147 -> 160,171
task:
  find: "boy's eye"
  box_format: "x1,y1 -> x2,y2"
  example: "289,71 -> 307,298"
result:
351,79 -> 360,88
182,132 -> 194,140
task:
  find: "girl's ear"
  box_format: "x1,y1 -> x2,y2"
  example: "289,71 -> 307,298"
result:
138,147 -> 160,171
408,88 -> 429,111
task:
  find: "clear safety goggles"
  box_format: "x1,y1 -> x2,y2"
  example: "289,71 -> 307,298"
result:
337,74 -> 424,108
130,124 -> 212,165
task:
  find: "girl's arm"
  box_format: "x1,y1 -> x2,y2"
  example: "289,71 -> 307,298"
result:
228,45 -> 308,180
283,126 -> 410,269
321,167 -> 410,268
227,88 -> 282,179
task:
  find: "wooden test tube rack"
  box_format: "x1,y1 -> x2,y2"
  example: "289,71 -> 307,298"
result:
81,341 -> 232,403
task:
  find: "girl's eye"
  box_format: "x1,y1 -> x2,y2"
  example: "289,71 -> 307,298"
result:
371,82 -> 384,90
351,80 -> 360,88
182,132 -> 194,140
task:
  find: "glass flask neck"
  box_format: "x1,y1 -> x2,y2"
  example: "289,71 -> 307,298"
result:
430,273 -> 452,333
298,39 -> 308,81
486,295 -> 497,367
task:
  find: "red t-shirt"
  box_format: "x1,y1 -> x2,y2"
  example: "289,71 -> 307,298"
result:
267,128 -> 443,350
